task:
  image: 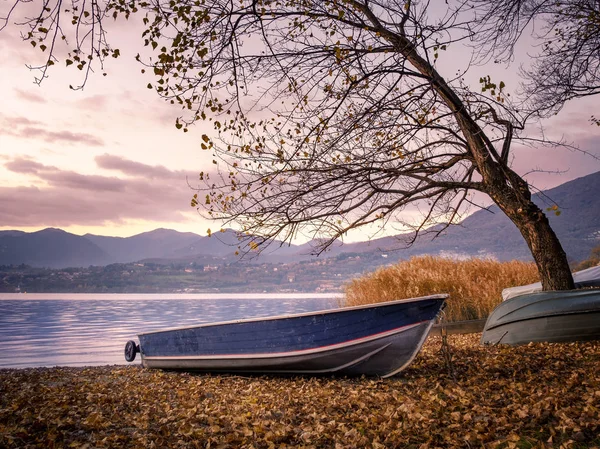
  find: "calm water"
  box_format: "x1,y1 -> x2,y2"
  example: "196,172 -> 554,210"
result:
0,293 -> 340,369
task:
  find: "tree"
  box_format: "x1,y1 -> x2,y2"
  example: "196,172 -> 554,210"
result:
469,0 -> 600,121
1,0 -> 579,290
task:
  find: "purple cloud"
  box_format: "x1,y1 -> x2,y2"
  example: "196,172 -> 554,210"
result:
4,158 -> 52,174
95,154 -> 183,179
0,155 -> 198,227
4,158 -> 124,191
0,114 -> 104,146
0,184 -> 191,227
41,171 -> 126,192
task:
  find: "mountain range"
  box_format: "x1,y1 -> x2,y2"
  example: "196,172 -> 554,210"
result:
1,171 -> 599,269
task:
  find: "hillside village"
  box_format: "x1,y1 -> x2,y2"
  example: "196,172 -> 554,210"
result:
0,252 -> 392,293
1,172 -> 599,293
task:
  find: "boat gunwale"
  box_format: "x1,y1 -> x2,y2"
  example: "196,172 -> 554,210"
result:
141,321 -> 425,361
503,287 -> 600,303
484,308 -> 600,331
485,289 -> 600,331
138,293 -> 448,336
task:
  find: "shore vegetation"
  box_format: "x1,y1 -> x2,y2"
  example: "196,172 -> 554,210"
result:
574,245 -> 600,271
344,256 -> 539,321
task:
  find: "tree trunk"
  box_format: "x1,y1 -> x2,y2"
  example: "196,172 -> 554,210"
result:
489,182 -> 576,291
384,26 -> 575,291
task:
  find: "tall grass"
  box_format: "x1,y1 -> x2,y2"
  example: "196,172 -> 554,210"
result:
343,256 -> 539,322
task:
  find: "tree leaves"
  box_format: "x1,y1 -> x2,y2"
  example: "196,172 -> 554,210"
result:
0,336 -> 598,448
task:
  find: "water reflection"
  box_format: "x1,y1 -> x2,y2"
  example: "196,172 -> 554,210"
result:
0,294 -> 340,369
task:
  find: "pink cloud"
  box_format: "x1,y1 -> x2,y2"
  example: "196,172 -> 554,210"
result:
95,154 -> 184,179
14,88 -> 47,104
2,115 -> 43,127
19,127 -> 104,146
4,158 -> 124,191
76,95 -> 109,111
0,114 -> 105,146
0,185 -> 190,226
41,171 -> 126,192
0,155 -> 197,227
4,158 -> 53,174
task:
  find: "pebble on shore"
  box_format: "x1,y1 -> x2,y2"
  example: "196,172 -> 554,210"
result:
1,334 -> 599,448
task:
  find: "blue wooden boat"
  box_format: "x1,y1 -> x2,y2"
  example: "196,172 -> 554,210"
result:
124,294 -> 447,377
481,289 -> 600,345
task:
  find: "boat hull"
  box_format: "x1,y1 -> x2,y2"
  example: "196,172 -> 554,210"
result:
481,289 -> 600,345
136,294 -> 447,377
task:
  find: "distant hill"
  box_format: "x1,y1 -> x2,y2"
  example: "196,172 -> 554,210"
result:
341,170 -> 600,263
84,228 -> 202,263
431,170 -> 600,262
0,228 -> 111,268
1,171 -> 599,268
168,229 -> 249,258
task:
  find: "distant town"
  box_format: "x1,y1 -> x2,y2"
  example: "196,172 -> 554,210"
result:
0,252 -> 393,294
2,172 -> 599,294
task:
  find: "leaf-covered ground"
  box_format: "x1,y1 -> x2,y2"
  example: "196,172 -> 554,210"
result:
1,335 -> 598,449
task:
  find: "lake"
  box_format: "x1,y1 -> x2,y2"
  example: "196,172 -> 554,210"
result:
0,293 -> 341,369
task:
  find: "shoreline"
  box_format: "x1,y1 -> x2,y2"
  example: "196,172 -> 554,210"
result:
0,319 -> 487,371
1,334 -> 599,448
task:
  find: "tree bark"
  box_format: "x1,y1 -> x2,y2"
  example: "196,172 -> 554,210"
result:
382,28 -> 576,291
489,181 -> 576,291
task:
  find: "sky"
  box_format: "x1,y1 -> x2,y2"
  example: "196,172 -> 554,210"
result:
1,3 -> 599,242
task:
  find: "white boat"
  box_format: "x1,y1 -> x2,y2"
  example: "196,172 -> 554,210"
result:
482,288 -> 600,345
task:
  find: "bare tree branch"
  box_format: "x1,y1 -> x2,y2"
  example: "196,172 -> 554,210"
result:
470,0 -> 600,116
1,0 -> 582,290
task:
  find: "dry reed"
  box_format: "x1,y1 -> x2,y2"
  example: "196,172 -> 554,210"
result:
343,256 -> 539,321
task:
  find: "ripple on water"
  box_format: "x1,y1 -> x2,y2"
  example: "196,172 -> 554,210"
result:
0,294 -> 339,368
